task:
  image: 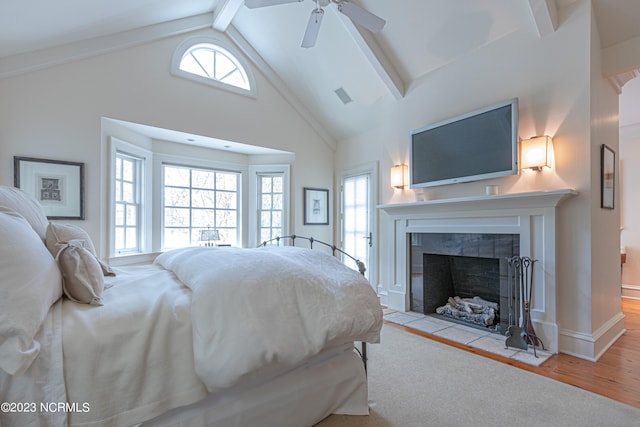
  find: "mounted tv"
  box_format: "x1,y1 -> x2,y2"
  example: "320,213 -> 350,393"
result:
410,98 -> 518,188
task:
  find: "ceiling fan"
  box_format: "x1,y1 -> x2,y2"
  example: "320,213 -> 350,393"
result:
244,0 -> 386,48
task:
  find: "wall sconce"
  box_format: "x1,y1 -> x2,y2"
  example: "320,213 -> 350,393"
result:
521,135 -> 553,171
390,164 -> 409,189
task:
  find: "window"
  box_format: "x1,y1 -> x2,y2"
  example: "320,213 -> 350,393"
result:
163,164 -> 239,249
180,43 -> 250,90
114,152 -> 142,254
258,173 -> 284,244
249,165 -> 290,247
171,37 -> 256,97
106,128 -> 291,256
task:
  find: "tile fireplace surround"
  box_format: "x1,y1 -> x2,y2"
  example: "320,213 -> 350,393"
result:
378,189 -> 577,354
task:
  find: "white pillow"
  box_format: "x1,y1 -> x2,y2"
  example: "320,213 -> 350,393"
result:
0,207 -> 62,375
0,185 -> 49,240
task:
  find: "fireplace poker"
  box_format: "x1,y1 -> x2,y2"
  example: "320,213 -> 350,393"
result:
505,256 -> 527,351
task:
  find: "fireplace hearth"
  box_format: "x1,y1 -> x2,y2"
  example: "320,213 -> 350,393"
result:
410,232 -> 519,334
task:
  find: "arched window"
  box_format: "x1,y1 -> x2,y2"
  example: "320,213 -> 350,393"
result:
172,37 -> 255,96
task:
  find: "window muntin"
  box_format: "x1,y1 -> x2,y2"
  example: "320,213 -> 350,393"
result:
179,43 -> 250,91
114,152 -> 142,254
258,173 -> 284,244
162,164 -> 239,249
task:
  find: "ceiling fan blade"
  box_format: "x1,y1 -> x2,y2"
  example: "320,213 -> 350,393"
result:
337,1 -> 385,33
301,8 -> 324,48
244,0 -> 303,9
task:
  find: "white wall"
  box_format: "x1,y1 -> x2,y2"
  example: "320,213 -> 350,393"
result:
621,123 -> 640,286
587,4 -> 624,358
335,0 -> 623,360
0,28 -> 335,253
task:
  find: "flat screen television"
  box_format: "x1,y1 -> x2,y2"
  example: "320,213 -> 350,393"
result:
410,98 -> 518,188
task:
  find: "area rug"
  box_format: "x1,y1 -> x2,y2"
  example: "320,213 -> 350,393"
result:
316,325 -> 640,427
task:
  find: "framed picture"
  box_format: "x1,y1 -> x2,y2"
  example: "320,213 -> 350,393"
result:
303,187 -> 329,225
601,144 -> 615,210
14,156 -> 85,219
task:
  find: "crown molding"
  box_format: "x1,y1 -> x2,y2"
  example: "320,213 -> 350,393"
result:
0,13 -> 213,79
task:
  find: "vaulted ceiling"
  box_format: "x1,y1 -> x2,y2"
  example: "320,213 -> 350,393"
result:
2,0 -> 639,147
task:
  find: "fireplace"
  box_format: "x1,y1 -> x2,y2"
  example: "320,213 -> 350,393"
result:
378,189 -> 577,354
410,233 -> 518,334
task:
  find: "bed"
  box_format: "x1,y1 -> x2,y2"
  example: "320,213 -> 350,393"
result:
0,185 -> 383,427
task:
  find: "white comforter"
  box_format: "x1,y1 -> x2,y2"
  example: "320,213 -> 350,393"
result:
1,246 -> 382,427
154,246 -> 382,392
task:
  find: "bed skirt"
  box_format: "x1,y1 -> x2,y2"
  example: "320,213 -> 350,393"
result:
142,344 -> 368,427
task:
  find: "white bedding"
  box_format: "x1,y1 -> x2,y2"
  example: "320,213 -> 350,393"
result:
62,265 -> 208,427
1,246 -> 382,427
0,301 -> 66,427
154,246 -> 382,393
144,344 -> 369,427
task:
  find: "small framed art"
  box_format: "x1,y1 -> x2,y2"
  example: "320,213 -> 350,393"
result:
303,187 -> 329,225
14,156 -> 85,219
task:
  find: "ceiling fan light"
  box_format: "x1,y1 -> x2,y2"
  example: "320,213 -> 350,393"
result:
301,8 -> 324,48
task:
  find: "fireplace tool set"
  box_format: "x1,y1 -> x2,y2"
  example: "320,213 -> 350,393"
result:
505,256 -> 545,357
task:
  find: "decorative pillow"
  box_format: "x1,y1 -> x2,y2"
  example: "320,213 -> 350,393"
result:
0,207 -> 62,376
0,185 -> 49,241
46,222 -> 115,276
56,241 -> 105,306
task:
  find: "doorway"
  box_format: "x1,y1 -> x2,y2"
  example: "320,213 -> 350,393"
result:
339,163 -> 377,288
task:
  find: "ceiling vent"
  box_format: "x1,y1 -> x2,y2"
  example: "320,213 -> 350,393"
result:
334,87 -> 353,105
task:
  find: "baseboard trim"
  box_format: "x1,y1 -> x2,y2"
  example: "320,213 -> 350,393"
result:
622,284 -> 640,300
559,312 -> 626,361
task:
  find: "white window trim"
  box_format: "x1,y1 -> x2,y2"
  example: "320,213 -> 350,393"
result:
248,164 -> 290,248
171,35 -> 257,98
108,137 -> 153,258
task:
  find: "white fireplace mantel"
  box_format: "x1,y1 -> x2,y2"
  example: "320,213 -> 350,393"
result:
377,188 -> 577,353
377,189 -> 578,214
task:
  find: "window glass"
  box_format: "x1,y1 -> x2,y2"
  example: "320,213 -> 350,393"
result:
114,153 -> 142,254
163,164 -> 239,248
179,43 -> 251,91
257,174 -> 284,244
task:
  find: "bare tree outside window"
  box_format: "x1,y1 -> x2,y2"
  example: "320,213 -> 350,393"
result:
163,165 -> 239,248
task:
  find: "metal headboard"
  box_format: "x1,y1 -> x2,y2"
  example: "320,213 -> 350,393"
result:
257,234 -> 369,373
258,235 -> 366,276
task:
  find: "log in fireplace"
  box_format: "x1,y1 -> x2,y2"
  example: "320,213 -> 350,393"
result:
410,232 -> 519,334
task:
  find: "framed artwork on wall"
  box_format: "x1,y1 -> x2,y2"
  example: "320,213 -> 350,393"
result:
303,187 -> 329,225
14,156 -> 85,219
601,144 -> 615,210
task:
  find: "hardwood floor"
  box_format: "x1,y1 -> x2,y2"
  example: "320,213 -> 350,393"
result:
387,298 -> 640,409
